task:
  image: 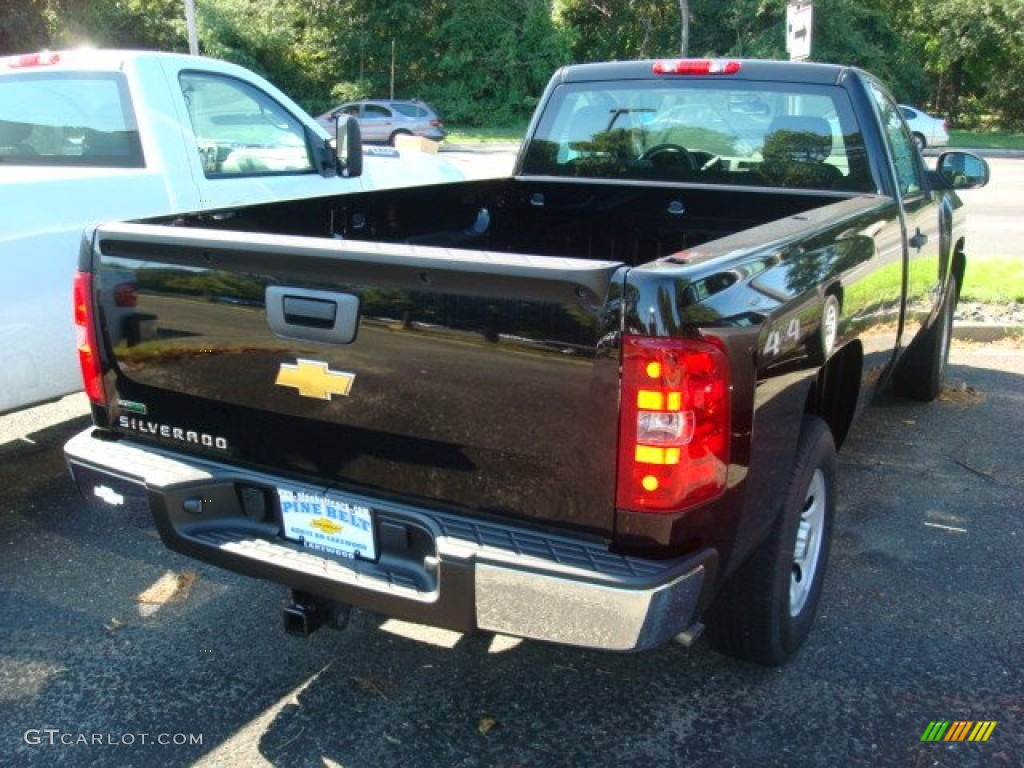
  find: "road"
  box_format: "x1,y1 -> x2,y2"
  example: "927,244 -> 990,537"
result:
0,152 -> 1021,768
954,155 -> 1024,260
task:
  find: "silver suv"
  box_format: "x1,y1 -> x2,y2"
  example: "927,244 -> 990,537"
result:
316,99 -> 446,145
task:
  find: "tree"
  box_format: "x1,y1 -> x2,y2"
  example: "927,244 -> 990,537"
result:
0,0 -> 50,55
895,0 -> 1024,127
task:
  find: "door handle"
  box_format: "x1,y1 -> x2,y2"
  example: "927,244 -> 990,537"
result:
909,229 -> 929,249
266,286 -> 360,344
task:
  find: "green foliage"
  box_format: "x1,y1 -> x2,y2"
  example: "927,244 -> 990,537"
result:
556,0 -> 681,61
9,0 -> 1024,130
0,0 -> 51,54
422,0 -> 569,125
329,80 -> 374,105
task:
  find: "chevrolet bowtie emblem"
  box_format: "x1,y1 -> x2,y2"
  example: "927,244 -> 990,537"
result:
275,359 -> 355,400
311,517 -> 344,535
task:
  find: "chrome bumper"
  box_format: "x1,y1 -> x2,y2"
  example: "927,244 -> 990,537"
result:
65,428 -> 713,652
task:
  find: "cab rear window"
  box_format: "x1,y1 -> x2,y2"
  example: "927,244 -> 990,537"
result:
522,79 -> 876,193
0,72 -> 144,168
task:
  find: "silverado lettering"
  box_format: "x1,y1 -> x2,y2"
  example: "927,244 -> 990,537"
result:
118,416 -> 229,450
66,58 -> 990,665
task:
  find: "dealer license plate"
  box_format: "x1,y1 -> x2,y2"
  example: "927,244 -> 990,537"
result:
278,488 -> 376,561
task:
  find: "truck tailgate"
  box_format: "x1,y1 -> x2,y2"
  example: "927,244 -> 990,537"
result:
91,223 -> 625,538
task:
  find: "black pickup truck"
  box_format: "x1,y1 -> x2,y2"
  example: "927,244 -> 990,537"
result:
65,59 -> 989,665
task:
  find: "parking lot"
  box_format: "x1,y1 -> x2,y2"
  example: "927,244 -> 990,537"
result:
1,154 -> 1021,767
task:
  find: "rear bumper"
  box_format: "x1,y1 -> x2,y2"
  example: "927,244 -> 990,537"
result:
64,428 -> 714,652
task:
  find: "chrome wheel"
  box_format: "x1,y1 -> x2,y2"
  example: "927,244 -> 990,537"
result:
790,468 -> 826,616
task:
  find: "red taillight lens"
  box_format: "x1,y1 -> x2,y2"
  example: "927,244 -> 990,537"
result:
616,336 -> 730,513
653,59 -> 741,76
5,51 -> 61,69
73,271 -> 106,405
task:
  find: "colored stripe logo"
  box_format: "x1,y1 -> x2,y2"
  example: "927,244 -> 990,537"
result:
921,721 -> 997,742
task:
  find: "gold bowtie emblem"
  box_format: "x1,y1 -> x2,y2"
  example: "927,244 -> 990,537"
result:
311,518 -> 344,535
275,359 -> 355,400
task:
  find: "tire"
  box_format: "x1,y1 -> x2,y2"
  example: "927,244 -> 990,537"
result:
912,132 -> 926,152
705,416 -> 837,665
893,276 -> 957,402
389,129 -> 412,146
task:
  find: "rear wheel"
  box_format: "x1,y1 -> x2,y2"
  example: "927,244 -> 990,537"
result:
893,276 -> 957,402
389,129 -> 412,146
705,416 -> 836,665
912,132 -> 926,152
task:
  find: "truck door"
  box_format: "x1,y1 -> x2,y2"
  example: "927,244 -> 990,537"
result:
867,82 -> 944,348
174,70 -> 363,206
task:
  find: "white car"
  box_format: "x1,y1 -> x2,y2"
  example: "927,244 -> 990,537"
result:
899,105 -> 949,151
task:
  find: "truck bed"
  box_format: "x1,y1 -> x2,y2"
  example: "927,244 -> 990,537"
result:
165,177 -> 847,265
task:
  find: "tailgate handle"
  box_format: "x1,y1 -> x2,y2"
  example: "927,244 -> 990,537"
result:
266,286 -> 360,344
284,297 -> 336,328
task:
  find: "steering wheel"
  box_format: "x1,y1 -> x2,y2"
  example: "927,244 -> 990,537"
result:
691,150 -> 724,172
638,143 -> 696,170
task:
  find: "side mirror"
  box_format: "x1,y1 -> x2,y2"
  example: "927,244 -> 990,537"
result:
336,115 -> 363,178
935,151 -> 989,190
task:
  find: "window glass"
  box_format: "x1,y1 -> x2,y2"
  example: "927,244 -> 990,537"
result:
521,79 -> 874,192
0,72 -> 143,167
391,103 -> 426,118
180,71 -> 313,177
362,104 -> 392,120
868,81 -> 922,197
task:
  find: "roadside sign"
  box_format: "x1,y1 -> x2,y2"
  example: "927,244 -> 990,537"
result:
787,2 -> 814,61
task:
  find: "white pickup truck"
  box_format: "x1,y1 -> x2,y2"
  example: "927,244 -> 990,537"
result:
0,48 -> 461,414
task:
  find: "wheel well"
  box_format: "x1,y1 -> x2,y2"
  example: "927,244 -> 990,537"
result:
806,340 -> 862,450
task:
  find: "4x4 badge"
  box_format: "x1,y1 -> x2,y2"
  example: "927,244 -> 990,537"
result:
275,359 -> 355,400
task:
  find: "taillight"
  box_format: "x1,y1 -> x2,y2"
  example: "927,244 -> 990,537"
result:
616,335 -> 730,513
653,59 -> 741,76
4,51 -> 61,69
73,271 -> 106,405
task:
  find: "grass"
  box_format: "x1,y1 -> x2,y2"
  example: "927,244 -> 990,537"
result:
445,124 -> 527,143
949,130 -> 1024,151
962,255 -> 1024,303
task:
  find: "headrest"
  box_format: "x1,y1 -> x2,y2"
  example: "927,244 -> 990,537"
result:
764,115 -> 833,162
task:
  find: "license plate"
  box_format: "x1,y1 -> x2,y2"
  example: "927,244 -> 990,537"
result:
278,488 -> 376,561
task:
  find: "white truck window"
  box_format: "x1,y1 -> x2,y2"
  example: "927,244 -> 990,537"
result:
179,72 -> 315,177
0,72 -> 143,167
